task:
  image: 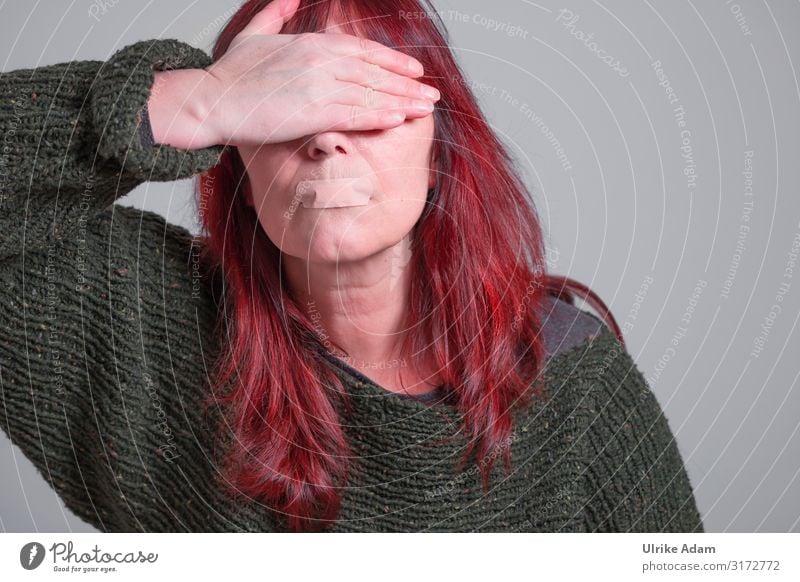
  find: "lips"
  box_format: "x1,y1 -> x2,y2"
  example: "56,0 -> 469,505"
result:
297,176 -> 374,208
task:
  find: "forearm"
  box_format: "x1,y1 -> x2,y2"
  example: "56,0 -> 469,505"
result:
0,39 -> 224,262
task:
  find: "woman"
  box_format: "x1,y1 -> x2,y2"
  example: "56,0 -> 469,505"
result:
0,0 -> 703,533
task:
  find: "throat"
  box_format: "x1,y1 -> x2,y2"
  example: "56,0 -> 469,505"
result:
364,370 -> 442,397
333,353 -> 444,397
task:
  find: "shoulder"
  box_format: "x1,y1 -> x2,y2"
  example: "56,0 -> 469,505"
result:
535,298 -> 663,436
537,294 -> 609,361
533,295 -> 668,426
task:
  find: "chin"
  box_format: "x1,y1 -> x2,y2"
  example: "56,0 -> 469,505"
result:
297,233 -> 379,265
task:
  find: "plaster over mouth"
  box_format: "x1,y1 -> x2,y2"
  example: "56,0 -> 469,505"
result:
297,176 -> 374,208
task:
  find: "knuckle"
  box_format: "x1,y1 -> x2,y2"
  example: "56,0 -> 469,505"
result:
359,36 -> 377,59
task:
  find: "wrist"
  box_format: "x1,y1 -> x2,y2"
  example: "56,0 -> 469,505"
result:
147,68 -> 219,150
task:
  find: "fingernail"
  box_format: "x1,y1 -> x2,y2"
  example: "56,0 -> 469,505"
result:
408,60 -> 424,75
413,100 -> 434,112
422,86 -> 440,101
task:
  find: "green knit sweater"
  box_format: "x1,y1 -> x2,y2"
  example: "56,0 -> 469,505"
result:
0,38 -> 703,533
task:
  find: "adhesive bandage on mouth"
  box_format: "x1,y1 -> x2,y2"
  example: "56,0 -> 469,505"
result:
297,177 -> 374,208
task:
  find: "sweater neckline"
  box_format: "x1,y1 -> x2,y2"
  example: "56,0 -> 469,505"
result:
312,344 -> 454,408
311,325 -> 611,413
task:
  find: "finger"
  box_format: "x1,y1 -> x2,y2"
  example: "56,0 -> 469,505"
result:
323,32 -> 425,77
333,82 -> 435,117
231,0 -> 300,46
321,104 -> 410,132
334,58 -> 440,101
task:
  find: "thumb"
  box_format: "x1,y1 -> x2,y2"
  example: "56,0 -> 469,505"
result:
231,0 -> 301,46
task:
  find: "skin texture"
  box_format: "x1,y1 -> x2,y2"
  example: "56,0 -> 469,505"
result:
237,16 -> 442,396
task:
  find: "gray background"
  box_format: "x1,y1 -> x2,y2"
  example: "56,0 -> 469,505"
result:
1,0 -> 798,533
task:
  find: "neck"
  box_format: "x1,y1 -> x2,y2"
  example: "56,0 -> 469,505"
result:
284,237 -> 414,367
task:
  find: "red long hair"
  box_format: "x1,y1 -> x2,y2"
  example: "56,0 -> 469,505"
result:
195,0 -> 623,532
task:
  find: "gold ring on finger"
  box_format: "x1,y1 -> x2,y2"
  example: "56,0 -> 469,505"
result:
364,86 -> 376,108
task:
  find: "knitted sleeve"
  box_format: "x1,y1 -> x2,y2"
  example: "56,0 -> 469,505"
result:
580,329 -> 705,532
0,38 -> 223,262
0,39 -> 223,530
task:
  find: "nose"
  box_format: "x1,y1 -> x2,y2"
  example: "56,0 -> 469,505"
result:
305,131 -> 353,160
